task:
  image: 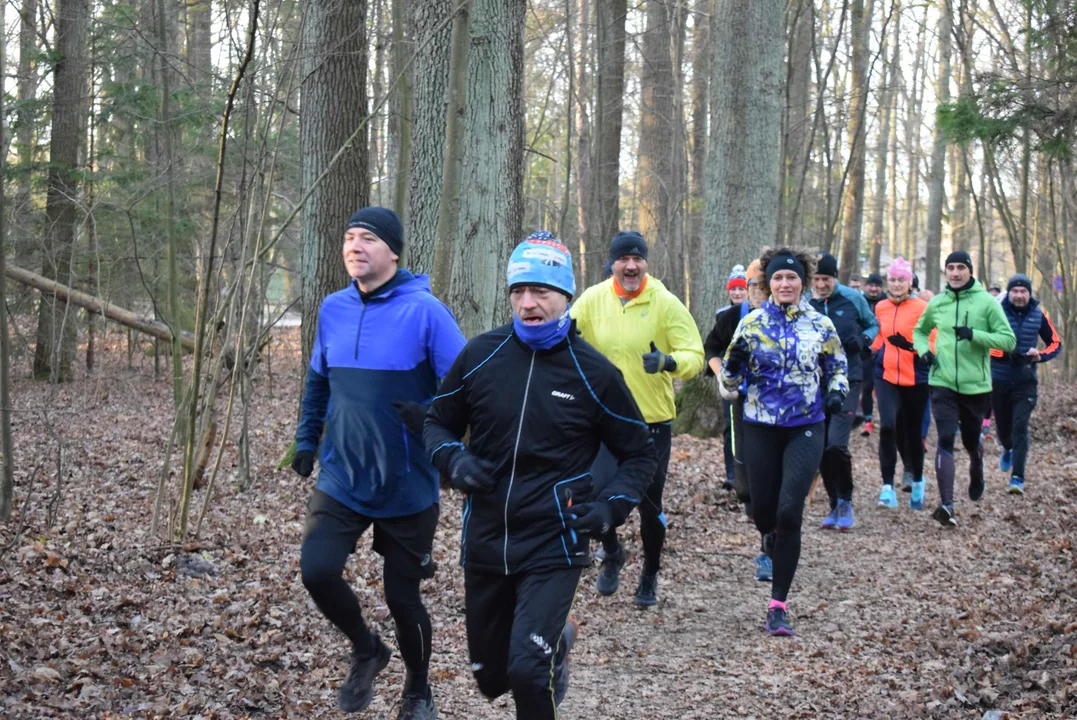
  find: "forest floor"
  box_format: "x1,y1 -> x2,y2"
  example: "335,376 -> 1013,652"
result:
2,327 -> 1076,720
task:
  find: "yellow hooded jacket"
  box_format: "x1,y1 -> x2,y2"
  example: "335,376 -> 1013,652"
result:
571,276 -> 704,424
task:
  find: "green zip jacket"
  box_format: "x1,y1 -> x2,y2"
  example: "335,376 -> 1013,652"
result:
913,279 -> 1016,395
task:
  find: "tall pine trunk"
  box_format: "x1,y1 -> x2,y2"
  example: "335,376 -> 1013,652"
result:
299,0 -> 369,369
447,0 -> 525,338
590,0 -> 627,286
838,0 -> 873,283
687,1 -> 709,318
870,0 -> 899,273
33,0 -> 90,382
574,0 -> 594,284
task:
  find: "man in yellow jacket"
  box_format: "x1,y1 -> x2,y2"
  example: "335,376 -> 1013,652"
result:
571,231 -> 705,606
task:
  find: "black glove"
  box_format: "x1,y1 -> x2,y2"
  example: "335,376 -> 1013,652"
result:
1009,351 -> 1033,365
954,325 -> 974,341
824,391 -> 845,416
291,450 -> 315,478
392,400 -> 428,435
921,350 -> 935,367
843,337 -> 862,357
642,342 -> 676,374
724,340 -> 751,375
565,501 -> 612,537
447,451 -> 498,495
861,345 -> 873,359
887,333 -> 915,352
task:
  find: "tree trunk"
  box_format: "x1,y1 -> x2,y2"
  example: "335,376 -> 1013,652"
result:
574,0 -> 594,284
637,1 -> 678,290
430,5 -> 470,297
838,0 -> 873,283
14,0 -> 38,264
903,19 -> 927,263
924,0 -> 952,292
33,0 -> 90,382
781,0 -> 813,248
0,7 -> 14,521
682,0 -> 783,438
870,0 -> 898,273
390,0 -> 412,221
687,0 -> 709,318
447,0 -> 525,338
300,0 -> 369,369
404,0 -> 453,274
590,0 -> 628,286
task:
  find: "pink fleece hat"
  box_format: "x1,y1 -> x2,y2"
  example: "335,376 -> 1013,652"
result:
888,257 -> 913,281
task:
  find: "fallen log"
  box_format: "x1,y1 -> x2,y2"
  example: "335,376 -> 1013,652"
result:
5,263 -> 195,351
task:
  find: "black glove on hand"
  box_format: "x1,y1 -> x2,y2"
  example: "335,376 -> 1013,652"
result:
861,345 -> 874,359
1010,351 -> 1032,365
724,341 -> 751,375
642,342 -> 676,374
291,450 -> 315,478
447,451 -> 498,495
843,337 -> 862,357
824,391 -> 845,416
887,333 -> 915,352
954,325 -> 974,341
565,501 -> 612,537
921,350 -> 935,367
392,400 -> 428,435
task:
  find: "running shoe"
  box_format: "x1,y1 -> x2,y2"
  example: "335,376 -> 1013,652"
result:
396,687 -> 437,720
901,471 -> 914,493
877,485 -> 898,509
595,545 -> 625,596
1008,477 -> 1024,495
932,503 -> 957,528
910,480 -> 925,510
722,477 -> 736,492
999,449 -> 1013,473
634,573 -> 658,608
969,475 -> 986,502
836,499 -> 855,531
861,420 -> 874,437
552,617 -> 579,706
819,504 -> 840,530
754,553 -> 773,582
339,635 -> 392,713
765,606 -> 795,637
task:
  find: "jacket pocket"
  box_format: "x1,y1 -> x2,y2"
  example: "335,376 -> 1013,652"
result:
553,474 -> 593,563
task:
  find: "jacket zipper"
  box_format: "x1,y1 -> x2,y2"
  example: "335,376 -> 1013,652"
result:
892,307 -> 901,386
953,293 -> 961,392
354,302 -> 369,359
504,352 -> 536,575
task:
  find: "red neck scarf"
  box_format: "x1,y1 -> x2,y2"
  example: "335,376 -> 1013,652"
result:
613,275 -> 648,301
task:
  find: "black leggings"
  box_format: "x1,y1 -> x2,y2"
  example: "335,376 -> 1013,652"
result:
931,388 -> 991,505
992,380 -> 1038,478
875,380 -> 929,486
860,356 -> 875,417
741,421 -> 825,602
300,490 -> 434,690
595,422 -> 672,575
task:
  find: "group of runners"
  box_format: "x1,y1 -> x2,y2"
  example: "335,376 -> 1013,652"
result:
290,205 -> 1062,718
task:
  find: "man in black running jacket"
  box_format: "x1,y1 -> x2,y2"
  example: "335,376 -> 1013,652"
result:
424,232 -> 656,720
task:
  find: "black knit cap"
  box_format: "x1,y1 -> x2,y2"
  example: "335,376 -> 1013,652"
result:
1007,274 -> 1032,293
609,231 -> 648,264
815,252 -> 839,278
865,272 -> 884,286
945,250 -> 973,273
347,206 -> 404,256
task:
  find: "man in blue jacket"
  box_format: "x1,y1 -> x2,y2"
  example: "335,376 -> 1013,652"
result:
292,206 -> 466,719
809,253 -> 878,527
991,274 -> 1062,495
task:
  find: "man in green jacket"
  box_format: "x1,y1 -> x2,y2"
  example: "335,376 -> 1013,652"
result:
914,251 -> 1016,528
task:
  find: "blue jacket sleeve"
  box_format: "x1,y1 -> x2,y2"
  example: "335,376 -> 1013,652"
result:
426,301 -> 468,379
1038,311 -> 1063,363
295,366 -> 330,453
843,285 -> 879,343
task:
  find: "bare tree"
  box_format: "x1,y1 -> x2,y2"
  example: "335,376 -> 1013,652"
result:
447,0 -> 525,337
924,0 -> 952,292
299,0 -> 369,369
838,0 -> 874,283
33,0 -> 91,382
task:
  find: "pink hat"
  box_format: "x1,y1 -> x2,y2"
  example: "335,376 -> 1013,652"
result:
888,257 -> 913,281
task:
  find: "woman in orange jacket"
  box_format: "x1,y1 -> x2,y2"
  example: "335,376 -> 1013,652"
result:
870,258 -> 931,510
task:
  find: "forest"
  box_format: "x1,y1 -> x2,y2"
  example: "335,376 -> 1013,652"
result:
2,1 -> 1077,718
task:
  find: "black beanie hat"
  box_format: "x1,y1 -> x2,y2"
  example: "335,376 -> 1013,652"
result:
816,252 -> 839,278
347,206 -> 404,257
609,231 -> 648,265
1007,274 -> 1032,293
944,250 -> 973,272
866,272 -> 884,286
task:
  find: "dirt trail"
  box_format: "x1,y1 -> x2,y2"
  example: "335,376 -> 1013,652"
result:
2,334 -> 1075,719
